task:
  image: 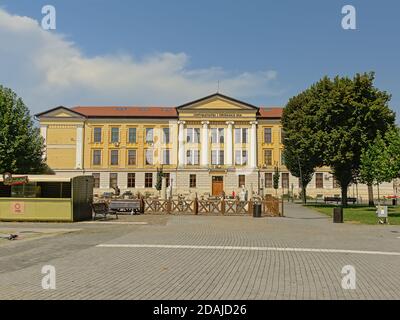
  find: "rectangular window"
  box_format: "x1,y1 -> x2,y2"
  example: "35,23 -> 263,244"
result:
127,149 -> 137,166
189,174 -> 196,188
219,150 -> 224,165
164,173 -> 171,187
127,173 -> 136,188
211,128 -> 224,144
281,128 -> 286,144
265,173 -> 273,188
238,175 -> 246,188
128,128 -> 137,144
93,128 -> 102,143
92,150 -> 102,166
211,150 -> 224,165
93,173 -> 100,188
163,128 -> 170,144
145,128 -> 154,143
186,150 -> 200,165
235,128 -> 248,144
218,128 -> 224,143
282,173 -> 289,189
264,128 -> 272,144
111,127 -> 119,143
145,173 -> 153,188
281,151 -> 285,166
235,150 -> 248,165
264,149 -> 273,166
316,173 -> 324,189
110,150 -> 119,166
333,178 -> 340,188
145,149 -> 153,165
110,173 -> 118,188
163,149 -> 171,165
187,128 -> 200,143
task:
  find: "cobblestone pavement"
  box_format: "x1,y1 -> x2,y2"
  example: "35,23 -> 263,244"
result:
0,204 -> 399,300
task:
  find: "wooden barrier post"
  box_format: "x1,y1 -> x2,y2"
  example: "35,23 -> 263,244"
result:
194,198 -> 198,215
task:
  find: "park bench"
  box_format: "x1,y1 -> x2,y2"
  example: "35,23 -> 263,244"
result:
324,197 -> 357,204
109,200 -> 142,215
91,202 -> 118,220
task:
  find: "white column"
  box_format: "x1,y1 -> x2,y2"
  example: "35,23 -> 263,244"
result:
225,121 -> 234,167
75,124 -> 84,170
249,121 -> 258,169
178,121 -> 186,168
40,125 -> 48,160
201,121 -> 209,167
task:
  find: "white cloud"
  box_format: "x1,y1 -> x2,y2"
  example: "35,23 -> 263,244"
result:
0,8 -> 282,113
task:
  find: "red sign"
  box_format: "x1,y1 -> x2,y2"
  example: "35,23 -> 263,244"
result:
11,202 -> 25,214
2,173 -> 29,186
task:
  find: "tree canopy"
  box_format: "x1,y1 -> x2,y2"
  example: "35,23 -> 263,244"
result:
0,85 -> 47,174
282,72 -> 395,206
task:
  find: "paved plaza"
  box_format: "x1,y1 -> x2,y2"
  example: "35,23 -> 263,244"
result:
0,204 -> 400,300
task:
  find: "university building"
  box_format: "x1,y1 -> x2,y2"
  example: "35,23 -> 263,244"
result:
36,93 -> 392,199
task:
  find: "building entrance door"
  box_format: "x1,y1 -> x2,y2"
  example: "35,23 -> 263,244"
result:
212,176 -> 224,196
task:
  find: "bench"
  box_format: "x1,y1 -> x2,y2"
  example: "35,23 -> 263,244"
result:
324,197 -> 357,204
91,202 -> 118,220
109,200 -> 142,215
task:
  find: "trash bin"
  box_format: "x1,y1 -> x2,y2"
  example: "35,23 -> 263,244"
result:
253,203 -> 262,218
333,207 -> 343,223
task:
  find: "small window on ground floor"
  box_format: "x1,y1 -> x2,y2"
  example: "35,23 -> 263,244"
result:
164,173 -> 171,187
145,173 -> 153,188
128,173 -> 136,188
93,173 -> 100,188
189,174 -> 196,188
110,173 -> 118,188
282,173 -> 289,189
333,178 -> 340,188
265,173 -> 273,188
238,175 -> 246,188
316,173 -> 324,189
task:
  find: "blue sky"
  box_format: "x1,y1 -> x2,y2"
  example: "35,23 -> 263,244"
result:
0,0 -> 399,116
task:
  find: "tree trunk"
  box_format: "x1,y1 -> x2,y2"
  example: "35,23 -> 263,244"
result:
377,184 -> 380,204
302,186 -> 307,204
341,184 -> 348,207
367,184 -> 374,207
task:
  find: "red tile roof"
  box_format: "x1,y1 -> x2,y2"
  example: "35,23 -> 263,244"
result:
72,106 -> 178,118
68,106 -> 283,119
258,107 -> 284,118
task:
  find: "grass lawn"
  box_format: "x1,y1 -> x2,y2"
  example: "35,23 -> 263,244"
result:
306,204 -> 400,225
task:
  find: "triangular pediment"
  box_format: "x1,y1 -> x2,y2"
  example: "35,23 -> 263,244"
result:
177,93 -> 259,111
35,106 -> 86,119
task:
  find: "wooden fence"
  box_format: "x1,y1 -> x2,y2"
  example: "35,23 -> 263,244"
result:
142,197 -> 282,216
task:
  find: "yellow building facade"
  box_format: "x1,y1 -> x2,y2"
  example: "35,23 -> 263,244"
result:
37,93 -> 377,198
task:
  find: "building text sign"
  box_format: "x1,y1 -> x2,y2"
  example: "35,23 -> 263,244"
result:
193,113 -> 243,118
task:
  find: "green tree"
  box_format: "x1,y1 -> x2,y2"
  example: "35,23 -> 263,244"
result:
297,72 -> 394,206
384,127 -> 400,179
282,90 -> 321,204
359,132 -> 391,205
0,86 -> 47,174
